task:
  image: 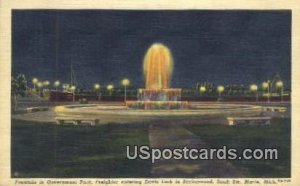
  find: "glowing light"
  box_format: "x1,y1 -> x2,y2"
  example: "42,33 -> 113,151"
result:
107,84 -> 114,91
107,84 -> 114,96
32,78 -> 38,84
94,83 -> 100,90
70,86 -> 76,91
262,82 -> 268,89
199,86 -> 206,93
54,80 -> 60,87
122,79 -> 130,86
217,85 -> 224,93
250,84 -> 258,92
43,80 -> 50,86
276,81 -> 283,88
37,82 -> 43,88
143,43 -> 173,90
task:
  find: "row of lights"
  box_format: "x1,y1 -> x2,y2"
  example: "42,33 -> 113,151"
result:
33,77 -> 283,95
33,77 -> 283,94
93,79 -> 130,91
32,77 -> 284,102
32,78 -> 131,91
199,81 -> 284,94
32,78 -> 60,89
32,77 -> 131,102
199,81 -> 284,102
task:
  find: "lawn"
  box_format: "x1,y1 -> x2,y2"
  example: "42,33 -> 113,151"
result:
185,118 -> 291,178
11,118 -> 291,178
11,119 -> 151,178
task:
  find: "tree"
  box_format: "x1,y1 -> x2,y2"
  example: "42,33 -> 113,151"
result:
11,74 -> 27,111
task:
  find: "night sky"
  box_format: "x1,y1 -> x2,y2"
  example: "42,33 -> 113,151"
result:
12,10 -> 291,88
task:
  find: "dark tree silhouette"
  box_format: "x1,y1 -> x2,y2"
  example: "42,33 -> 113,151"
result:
11,74 -> 27,111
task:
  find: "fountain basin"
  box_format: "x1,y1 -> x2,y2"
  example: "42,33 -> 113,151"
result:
126,101 -> 188,110
54,103 -> 263,124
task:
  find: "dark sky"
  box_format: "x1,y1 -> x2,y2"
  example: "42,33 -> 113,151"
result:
12,10 -> 291,88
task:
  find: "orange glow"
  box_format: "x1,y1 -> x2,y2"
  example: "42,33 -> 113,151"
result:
143,43 -> 173,89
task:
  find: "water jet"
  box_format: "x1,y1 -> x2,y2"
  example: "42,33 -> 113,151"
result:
127,43 -> 188,109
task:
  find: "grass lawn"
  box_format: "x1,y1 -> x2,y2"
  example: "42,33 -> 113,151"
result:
11,118 -> 291,178
185,118 -> 291,178
11,119 -> 151,178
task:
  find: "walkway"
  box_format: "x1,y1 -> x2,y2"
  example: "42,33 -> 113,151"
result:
149,122 -> 245,177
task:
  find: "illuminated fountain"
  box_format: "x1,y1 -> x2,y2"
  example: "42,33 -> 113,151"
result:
144,43 -> 173,90
126,43 -> 188,109
54,43 -> 265,124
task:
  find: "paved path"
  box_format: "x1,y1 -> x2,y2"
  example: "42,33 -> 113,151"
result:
149,122 -> 245,178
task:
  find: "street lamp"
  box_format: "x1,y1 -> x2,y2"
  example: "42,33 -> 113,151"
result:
54,80 -> 60,91
70,85 -> 76,102
276,81 -> 284,102
32,78 -> 38,89
42,81 -> 50,95
262,81 -> 270,103
249,84 -> 258,102
107,84 -> 114,96
199,86 -> 206,95
37,82 -> 43,97
217,85 -> 224,101
121,78 -> 130,102
43,80 -> 50,87
62,84 -> 68,92
94,83 -> 101,101
53,80 -> 60,102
